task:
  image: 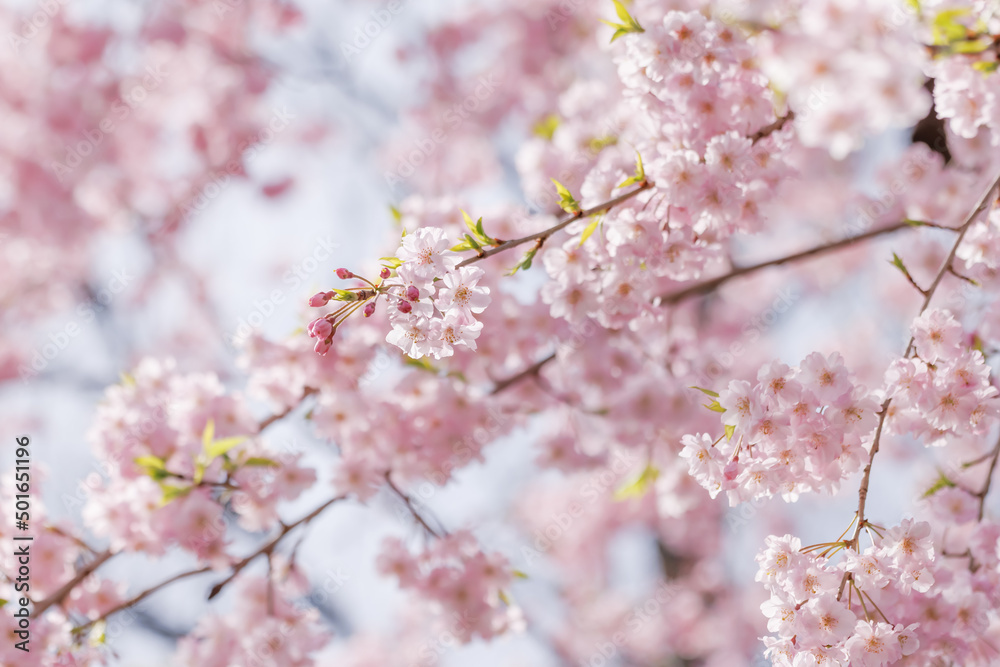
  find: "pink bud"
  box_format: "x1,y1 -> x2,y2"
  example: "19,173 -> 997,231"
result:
380,267 -> 391,279
314,338 -> 333,355
405,285 -> 420,301
308,317 -> 333,339
397,300 -> 412,314
363,302 -> 376,317
336,268 -> 354,280
723,460 -> 739,482
308,291 -> 332,307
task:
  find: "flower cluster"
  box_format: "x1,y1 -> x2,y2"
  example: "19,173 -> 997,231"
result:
307,227 -> 491,360
756,516 -> 1000,667
376,531 -> 522,642
884,308 -> 999,441
681,353 -> 879,505
177,575 -> 330,667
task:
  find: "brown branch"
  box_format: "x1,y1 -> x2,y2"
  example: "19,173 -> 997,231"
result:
257,386 -> 317,433
659,221 -> 916,305
837,170 -> 1000,600
750,111 -> 795,144
456,182 -> 654,269
207,495 -> 344,600
974,436 -> 1000,522
73,565 -> 213,634
490,353 -> 557,395
385,471 -> 444,538
31,550 -> 114,618
71,496 -> 343,635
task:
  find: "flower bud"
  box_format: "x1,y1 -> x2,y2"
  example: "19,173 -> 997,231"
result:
336,268 -> 354,280
308,317 -> 333,339
314,338 -> 333,355
380,267 -> 391,279
308,291 -> 332,307
397,300 -> 412,314
405,285 -> 420,301
363,302 -> 376,317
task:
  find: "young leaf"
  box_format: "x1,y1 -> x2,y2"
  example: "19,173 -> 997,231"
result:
618,151 -> 646,188
724,424 -> 736,440
922,470 -> 957,496
331,289 -> 359,301
600,0 -> 645,42
206,436 -> 248,460
159,483 -> 192,505
507,245 -> 540,275
614,463 -> 660,501
704,400 -> 726,413
202,419 -> 215,451
533,114 -> 560,140
551,179 -> 581,214
245,457 -> 281,467
689,386 -> 720,398
379,256 -> 403,269
389,205 -> 402,224
579,218 -> 600,247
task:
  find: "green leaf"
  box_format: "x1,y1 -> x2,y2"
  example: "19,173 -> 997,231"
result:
462,209 -> 478,236
931,8 -> 970,45
704,400 -> 726,413
135,455 -> 168,480
588,135 -> 618,152
689,386 -> 720,398
405,356 -> 440,373
119,372 -> 136,387
498,589 -> 512,605
973,61 -> 1000,73
389,205 -> 402,224
202,420 -> 215,451
724,424 -> 736,440
206,436 -> 248,460
600,0 -> 644,42
922,470 -> 957,496
891,252 -> 907,271
330,289 -> 359,301
533,114 -> 560,140
507,245 -> 540,275
903,218 -> 929,227
159,483 -> 191,505
551,179 -> 581,214
618,151 -> 646,188
245,457 -> 281,467
579,218 -> 601,247
0,599 -> 8,608
952,37 -> 992,54
512,569 -> 529,579
379,256 -> 403,269
614,463 -> 660,501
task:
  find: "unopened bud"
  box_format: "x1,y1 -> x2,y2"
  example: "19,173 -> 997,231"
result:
336,268 -> 354,280
363,302 -> 376,317
405,285 -> 420,301
308,291 -> 333,307
397,301 -> 412,314
380,267 -> 391,279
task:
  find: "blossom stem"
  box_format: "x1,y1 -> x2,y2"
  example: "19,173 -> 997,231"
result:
455,182 -> 654,269
836,169 -> 1000,600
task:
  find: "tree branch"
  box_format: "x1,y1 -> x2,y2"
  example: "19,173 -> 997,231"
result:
837,170 -> 1000,600
456,182 -> 654,269
659,220 -> 917,305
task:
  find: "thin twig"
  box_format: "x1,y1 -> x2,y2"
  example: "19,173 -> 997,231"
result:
456,182 -> 654,269
384,471 -> 444,538
31,550 -> 114,618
